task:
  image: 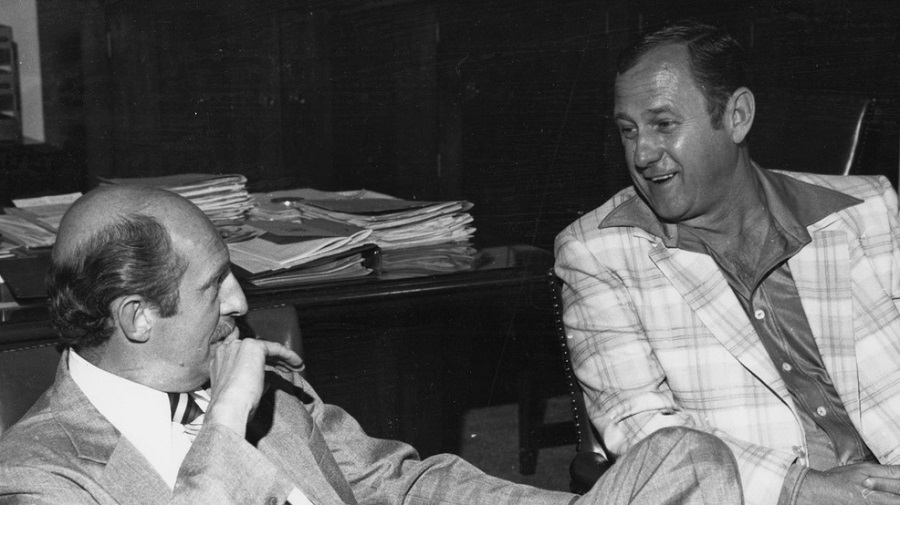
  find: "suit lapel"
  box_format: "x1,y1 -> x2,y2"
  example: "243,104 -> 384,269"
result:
253,376 -> 355,504
51,357 -> 175,504
789,218 -> 860,413
647,243 -> 789,398
52,355 -> 356,505
98,441 -> 173,504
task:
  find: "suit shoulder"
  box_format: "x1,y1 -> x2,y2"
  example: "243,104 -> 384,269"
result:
0,406 -> 74,467
556,185 -> 637,245
772,171 -> 898,242
772,170 -> 895,202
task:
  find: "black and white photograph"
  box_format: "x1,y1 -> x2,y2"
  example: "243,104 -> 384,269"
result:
0,0 -> 899,522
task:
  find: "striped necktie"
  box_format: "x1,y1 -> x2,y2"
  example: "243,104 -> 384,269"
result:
168,392 -> 205,439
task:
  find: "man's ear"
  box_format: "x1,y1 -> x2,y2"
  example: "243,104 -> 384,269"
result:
726,87 -> 755,144
111,295 -> 155,343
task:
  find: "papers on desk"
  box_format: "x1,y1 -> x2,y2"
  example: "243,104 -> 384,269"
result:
0,240 -> 18,260
0,214 -> 57,248
98,174 -> 257,242
234,244 -> 380,290
228,220 -> 372,274
379,243 -> 476,278
0,192 -> 82,250
250,188 -> 396,221
251,188 -> 477,276
226,218 -> 379,289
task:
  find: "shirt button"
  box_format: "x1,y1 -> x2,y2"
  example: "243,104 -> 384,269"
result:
782,362 -> 792,372
754,309 -> 766,320
817,406 -> 827,417
266,496 -> 279,505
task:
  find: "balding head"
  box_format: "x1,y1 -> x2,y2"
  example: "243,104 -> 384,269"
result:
54,186 -> 214,266
48,185 -> 219,351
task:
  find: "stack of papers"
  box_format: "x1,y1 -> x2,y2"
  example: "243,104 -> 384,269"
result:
251,188 -> 477,276
250,188 -> 397,221
225,218 -> 376,289
235,246 -> 378,289
98,174 -> 257,242
0,192 -> 82,250
0,240 -> 18,260
378,242 -> 476,278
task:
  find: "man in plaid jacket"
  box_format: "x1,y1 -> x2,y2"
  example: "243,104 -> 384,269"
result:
555,20 -> 899,504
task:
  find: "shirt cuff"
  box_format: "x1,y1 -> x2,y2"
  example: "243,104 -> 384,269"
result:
778,463 -> 810,504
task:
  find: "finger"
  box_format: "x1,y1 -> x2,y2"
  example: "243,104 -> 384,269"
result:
256,340 -> 304,371
860,464 -> 900,483
223,327 -> 241,343
863,476 -> 900,495
861,487 -> 899,504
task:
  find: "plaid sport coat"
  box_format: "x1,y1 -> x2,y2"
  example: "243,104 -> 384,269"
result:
554,170 -> 900,504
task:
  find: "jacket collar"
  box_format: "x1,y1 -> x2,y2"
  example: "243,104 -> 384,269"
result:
48,353 -> 354,504
49,354 -> 174,504
598,165 -> 862,244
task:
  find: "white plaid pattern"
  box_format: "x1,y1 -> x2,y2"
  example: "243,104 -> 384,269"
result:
554,171 -> 900,504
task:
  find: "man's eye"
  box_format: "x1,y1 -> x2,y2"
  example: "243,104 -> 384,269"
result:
656,120 -> 677,132
619,126 -> 637,139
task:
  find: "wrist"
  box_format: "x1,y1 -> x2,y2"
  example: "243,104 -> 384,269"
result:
786,466 -> 812,505
205,398 -> 253,436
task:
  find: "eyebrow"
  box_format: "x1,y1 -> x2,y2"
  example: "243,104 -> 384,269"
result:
613,111 -> 633,122
202,262 -> 230,291
614,105 -> 676,123
645,105 -> 675,116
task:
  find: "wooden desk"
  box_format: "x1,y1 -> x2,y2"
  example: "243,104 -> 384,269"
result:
0,244 -> 565,459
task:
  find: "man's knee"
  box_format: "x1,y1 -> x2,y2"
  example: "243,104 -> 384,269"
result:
642,426 -> 736,465
582,426 -> 742,504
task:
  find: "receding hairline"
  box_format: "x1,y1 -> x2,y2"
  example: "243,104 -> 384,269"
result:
53,186 -> 210,264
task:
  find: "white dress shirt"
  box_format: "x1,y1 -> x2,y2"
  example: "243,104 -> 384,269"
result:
68,349 -> 311,503
68,349 -> 194,488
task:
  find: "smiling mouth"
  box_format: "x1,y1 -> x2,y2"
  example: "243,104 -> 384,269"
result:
646,172 -> 677,184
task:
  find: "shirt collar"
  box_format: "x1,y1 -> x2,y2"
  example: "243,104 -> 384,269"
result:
598,165 -> 862,246
67,349 -> 175,486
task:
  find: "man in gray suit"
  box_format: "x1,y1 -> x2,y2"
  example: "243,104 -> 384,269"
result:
0,185 -> 742,504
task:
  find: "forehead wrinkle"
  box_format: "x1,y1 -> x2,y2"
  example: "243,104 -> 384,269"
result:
614,44 -> 702,118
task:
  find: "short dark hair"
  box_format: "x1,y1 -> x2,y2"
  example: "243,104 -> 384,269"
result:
47,213 -> 188,350
617,19 -> 749,128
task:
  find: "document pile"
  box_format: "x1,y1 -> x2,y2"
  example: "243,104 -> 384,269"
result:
98,174 -> 256,243
253,188 -> 476,277
227,218 -> 377,289
0,192 -> 82,252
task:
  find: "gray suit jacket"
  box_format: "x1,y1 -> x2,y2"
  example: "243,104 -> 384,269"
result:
0,356 -> 574,504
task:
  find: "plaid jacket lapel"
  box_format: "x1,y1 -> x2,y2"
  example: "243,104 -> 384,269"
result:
792,213 -> 900,463
787,220 -> 860,415
647,243 -> 790,398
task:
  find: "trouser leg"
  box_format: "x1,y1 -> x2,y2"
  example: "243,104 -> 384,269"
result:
575,426 -> 743,504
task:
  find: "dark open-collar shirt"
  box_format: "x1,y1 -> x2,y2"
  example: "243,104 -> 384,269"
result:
601,166 -> 876,503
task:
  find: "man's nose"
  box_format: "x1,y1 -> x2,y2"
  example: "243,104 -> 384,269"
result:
220,272 -> 249,317
633,131 -> 662,169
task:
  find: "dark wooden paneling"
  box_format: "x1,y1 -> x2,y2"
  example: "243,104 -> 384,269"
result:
16,0 -> 898,235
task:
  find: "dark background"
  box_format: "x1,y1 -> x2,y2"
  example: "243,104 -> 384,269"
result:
1,0 -> 899,250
